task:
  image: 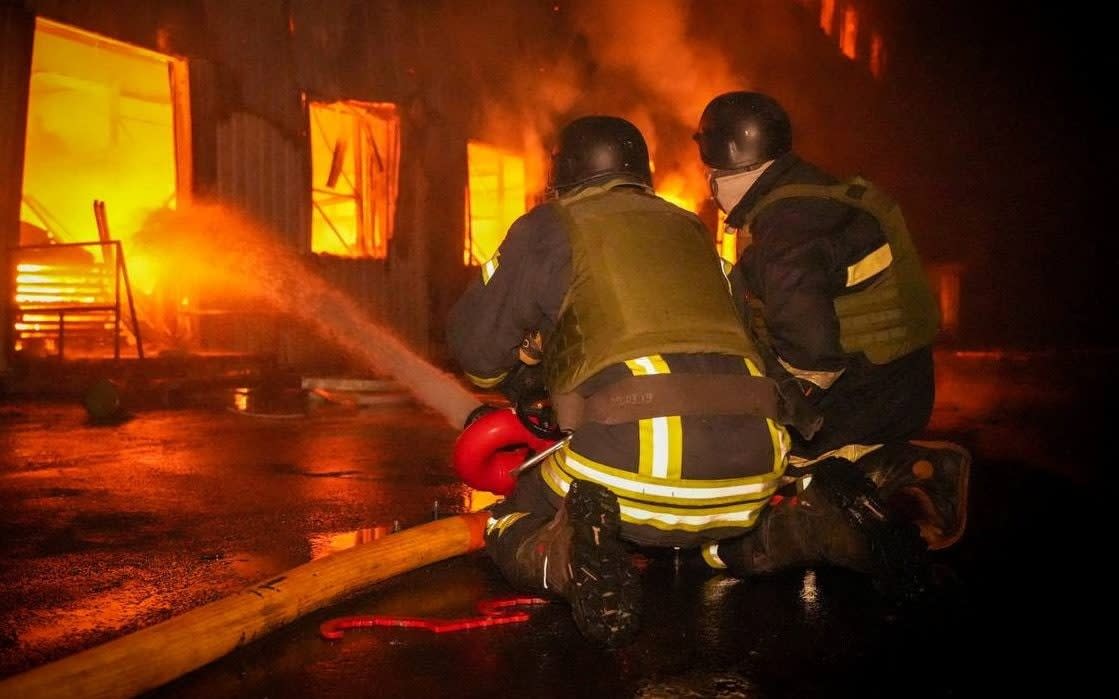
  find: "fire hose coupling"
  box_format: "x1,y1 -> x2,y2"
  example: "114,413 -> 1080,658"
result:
453,406 -> 566,496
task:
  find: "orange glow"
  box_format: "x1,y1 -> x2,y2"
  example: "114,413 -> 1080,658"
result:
469,489 -> 501,512
465,141 -> 527,265
819,0 -> 836,35
654,166 -> 701,213
15,20 -> 185,358
309,100 -> 400,259
11,247 -> 123,356
21,19 -> 179,253
869,32 -> 886,78
840,6 -> 859,59
309,526 -> 394,560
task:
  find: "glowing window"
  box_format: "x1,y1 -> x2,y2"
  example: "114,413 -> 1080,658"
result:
819,0 -> 836,35
869,33 -> 886,78
840,6 -> 859,60
21,19 -> 181,248
309,100 -> 400,259
464,141 -> 526,266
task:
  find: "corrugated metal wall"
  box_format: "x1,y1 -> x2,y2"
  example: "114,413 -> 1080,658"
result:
215,113 -> 308,252
208,110 -> 435,359
0,4 -> 35,372
192,0 -> 443,361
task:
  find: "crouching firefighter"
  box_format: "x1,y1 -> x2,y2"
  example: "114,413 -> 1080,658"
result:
447,115 -> 937,649
692,90 -> 970,555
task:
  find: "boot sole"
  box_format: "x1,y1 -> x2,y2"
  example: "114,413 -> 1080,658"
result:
566,479 -> 641,648
910,440 -> 971,550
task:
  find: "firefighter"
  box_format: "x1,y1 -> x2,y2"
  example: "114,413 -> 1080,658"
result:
447,115 -> 930,648
692,91 -> 970,551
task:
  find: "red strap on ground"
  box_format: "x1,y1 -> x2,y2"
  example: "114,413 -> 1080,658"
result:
319,596 -> 550,640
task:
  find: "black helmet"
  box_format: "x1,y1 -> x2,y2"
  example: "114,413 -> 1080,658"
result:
693,91 -> 792,171
548,116 -> 652,195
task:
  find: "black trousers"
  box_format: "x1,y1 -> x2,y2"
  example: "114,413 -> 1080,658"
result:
792,347 -> 935,458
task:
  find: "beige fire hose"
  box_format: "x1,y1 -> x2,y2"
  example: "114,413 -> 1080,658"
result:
0,512 -> 490,699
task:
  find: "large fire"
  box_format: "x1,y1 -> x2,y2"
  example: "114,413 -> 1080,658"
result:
13,4 -> 765,360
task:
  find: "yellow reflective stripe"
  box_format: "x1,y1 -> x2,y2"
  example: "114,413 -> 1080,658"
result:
767,418 -> 790,477
637,418 -> 654,473
648,417 -> 669,478
719,258 -> 734,293
702,542 -> 728,569
465,370 -> 509,389
664,416 -> 683,480
744,358 -> 791,476
552,450 -> 779,504
624,355 -> 682,479
540,460 -> 767,532
541,453 -> 571,499
485,512 -> 529,536
625,354 -> 669,375
643,416 -> 683,479
846,243 -> 892,287
481,253 -> 501,285
618,502 -> 763,532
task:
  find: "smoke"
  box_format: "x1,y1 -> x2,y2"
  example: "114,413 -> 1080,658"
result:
129,203 -> 481,429
566,0 -> 738,129
464,0 -> 746,206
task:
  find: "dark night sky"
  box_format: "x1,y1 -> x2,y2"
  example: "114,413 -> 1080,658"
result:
885,2 -> 1109,349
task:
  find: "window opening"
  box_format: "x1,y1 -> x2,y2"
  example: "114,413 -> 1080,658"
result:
309,100 -> 400,258
464,141 -> 526,265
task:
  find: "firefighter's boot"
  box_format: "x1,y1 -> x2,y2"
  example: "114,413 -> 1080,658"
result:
504,506 -> 574,596
713,491 -> 871,576
858,440 -> 971,550
807,458 -> 932,600
711,459 -> 931,601
508,479 -> 641,647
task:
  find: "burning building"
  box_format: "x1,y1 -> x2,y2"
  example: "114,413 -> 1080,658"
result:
0,0 -> 977,390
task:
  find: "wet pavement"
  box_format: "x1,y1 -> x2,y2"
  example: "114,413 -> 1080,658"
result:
0,350 -> 1107,697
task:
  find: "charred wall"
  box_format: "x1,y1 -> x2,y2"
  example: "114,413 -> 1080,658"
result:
0,3 -> 34,375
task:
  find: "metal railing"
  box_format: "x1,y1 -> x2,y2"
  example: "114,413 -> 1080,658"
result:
11,240 -> 144,360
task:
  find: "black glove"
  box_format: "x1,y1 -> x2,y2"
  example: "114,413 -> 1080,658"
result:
497,362 -> 547,406
463,403 -> 501,429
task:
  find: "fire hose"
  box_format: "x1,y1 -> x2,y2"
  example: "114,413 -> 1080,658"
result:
0,398 -> 562,697
451,405 -> 570,495
0,512 -> 489,699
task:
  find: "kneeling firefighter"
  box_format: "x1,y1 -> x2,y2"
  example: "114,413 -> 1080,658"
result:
448,115 -> 934,649
693,90 -> 970,552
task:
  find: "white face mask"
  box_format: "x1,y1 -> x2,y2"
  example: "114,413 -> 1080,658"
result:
709,160 -> 775,213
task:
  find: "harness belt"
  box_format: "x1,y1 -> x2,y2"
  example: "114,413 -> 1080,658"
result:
554,374 -> 785,428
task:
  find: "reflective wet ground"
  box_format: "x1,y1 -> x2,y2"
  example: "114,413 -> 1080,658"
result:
0,350 -> 1106,697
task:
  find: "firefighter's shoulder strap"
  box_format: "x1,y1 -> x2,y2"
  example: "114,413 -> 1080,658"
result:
741,175 -> 898,233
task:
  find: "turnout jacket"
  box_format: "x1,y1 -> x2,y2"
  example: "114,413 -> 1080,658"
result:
448,179 -> 789,548
724,154 -> 939,459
